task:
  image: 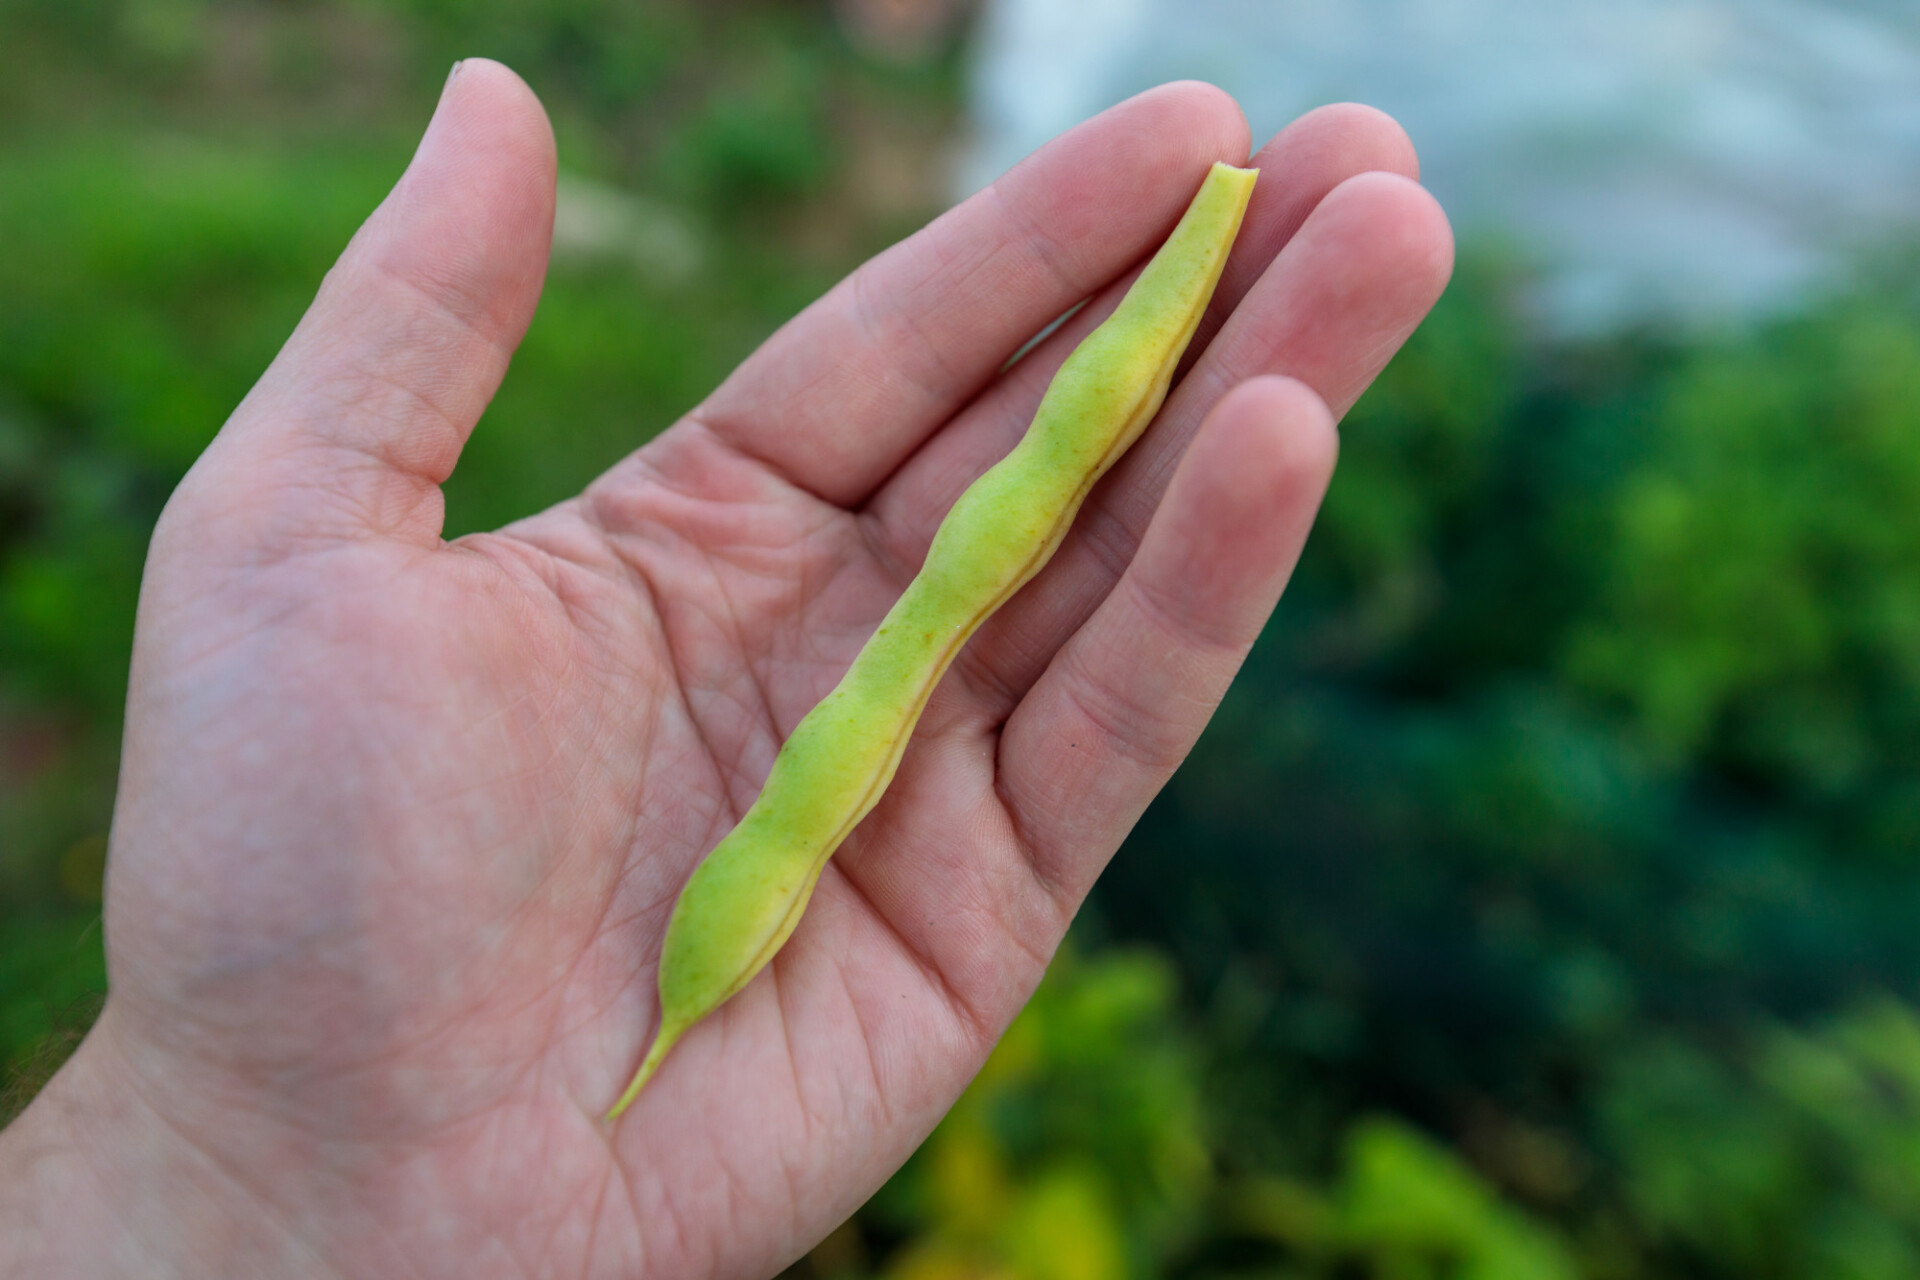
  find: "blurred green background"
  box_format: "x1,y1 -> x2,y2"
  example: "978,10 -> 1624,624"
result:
4,2 -> 1920,1277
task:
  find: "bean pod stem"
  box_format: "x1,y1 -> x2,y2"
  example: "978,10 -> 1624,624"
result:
608,161 -> 1258,1121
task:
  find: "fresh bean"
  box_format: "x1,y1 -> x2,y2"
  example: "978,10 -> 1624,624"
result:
608,161 -> 1258,1120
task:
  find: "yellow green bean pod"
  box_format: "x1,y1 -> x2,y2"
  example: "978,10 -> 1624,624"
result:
608,161 -> 1257,1120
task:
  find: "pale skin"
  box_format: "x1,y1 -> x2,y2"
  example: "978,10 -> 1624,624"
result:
0,60 -> 1452,1280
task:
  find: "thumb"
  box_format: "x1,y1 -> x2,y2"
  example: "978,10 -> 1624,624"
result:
176,58 -> 556,553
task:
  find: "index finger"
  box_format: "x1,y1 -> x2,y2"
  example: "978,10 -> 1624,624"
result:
689,81 -> 1250,507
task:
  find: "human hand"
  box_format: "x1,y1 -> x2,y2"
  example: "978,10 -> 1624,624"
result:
0,60 -> 1451,1280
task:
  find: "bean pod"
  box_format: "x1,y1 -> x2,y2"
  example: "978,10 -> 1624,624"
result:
608,161 -> 1258,1120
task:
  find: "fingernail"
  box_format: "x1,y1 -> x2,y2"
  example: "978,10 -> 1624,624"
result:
441,60 -> 465,101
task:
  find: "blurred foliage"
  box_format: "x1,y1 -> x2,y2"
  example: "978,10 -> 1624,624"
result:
7,3 -> 1920,1279
1072,246 -> 1920,1276
1602,999 -> 1920,1278
862,949 -> 1207,1280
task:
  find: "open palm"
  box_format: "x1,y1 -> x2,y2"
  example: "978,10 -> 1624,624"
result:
32,61 -> 1450,1280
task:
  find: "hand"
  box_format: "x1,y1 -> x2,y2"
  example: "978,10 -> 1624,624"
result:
0,61 -> 1451,1280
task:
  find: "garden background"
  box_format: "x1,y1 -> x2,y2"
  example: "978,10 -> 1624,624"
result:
4,2 -> 1920,1277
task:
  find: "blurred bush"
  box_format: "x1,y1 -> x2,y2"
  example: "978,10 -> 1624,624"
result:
862,948 -> 1207,1280
1079,249 -> 1920,1276
1602,999 -> 1920,1277
6,4 -> 1920,1278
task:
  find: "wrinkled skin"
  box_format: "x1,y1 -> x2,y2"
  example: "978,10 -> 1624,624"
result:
0,61 -> 1451,1280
